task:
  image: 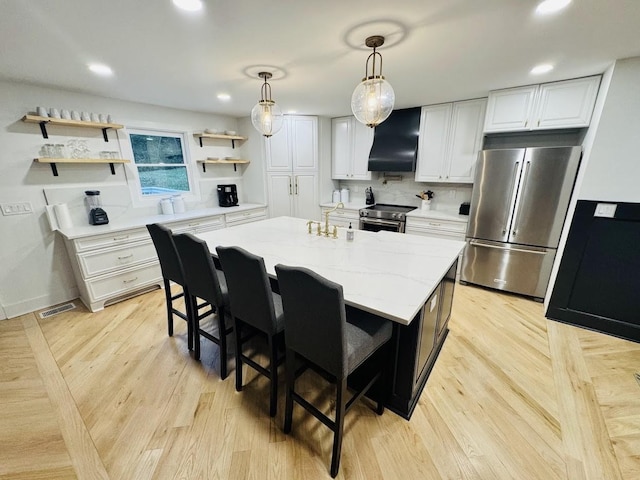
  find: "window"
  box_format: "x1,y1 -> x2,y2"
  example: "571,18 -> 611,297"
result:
129,130 -> 192,197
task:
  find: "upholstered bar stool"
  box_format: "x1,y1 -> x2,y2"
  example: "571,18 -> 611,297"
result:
173,233 -> 233,379
275,264 -> 393,478
146,223 -> 193,349
216,245 -> 285,417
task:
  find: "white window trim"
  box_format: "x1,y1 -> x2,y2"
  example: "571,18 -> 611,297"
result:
121,126 -> 200,208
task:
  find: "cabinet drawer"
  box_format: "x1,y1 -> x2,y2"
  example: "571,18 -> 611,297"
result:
87,263 -> 162,301
225,208 -> 268,225
73,227 -> 149,252
166,215 -> 225,234
406,217 -> 467,234
406,228 -> 465,241
78,240 -> 157,278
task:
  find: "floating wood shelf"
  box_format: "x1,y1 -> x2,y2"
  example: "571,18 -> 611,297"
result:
22,114 -> 124,142
193,132 -> 247,148
197,158 -> 250,172
34,157 -> 130,176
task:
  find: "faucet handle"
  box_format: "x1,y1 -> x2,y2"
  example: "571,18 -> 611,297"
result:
316,222 -> 322,236
306,220 -> 313,234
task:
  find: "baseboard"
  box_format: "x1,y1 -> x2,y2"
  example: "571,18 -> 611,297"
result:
2,286 -> 79,319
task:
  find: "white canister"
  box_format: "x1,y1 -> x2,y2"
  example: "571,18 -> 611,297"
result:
332,190 -> 340,203
172,195 -> 186,213
340,188 -> 350,204
160,198 -> 174,215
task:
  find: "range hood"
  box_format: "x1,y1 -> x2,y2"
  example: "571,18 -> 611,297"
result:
368,107 -> 421,172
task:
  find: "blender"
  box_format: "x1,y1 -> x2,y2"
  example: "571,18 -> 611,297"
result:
85,190 -> 109,225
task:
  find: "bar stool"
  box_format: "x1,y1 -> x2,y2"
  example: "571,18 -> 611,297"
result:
275,264 -> 393,478
216,245 -> 285,417
173,233 -> 233,379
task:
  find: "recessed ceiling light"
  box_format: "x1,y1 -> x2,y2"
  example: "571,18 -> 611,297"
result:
172,0 -> 203,12
536,0 -> 571,15
88,63 -> 113,76
217,93 -> 231,101
531,64 -> 554,75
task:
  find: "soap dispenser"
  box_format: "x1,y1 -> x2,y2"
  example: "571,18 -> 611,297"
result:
347,222 -> 354,242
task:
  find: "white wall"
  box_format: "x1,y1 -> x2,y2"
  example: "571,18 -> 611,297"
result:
579,57 -> 640,202
0,80 -> 252,318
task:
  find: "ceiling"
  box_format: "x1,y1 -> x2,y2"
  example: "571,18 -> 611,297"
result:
2,0 -> 639,119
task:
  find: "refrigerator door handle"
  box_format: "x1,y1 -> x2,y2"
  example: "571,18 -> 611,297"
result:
469,240 -> 547,255
502,161 -> 522,234
510,160 -> 531,237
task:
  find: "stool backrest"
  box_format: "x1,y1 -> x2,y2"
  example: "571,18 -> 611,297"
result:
275,264 -> 347,377
173,233 -> 224,308
216,246 -> 277,333
147,223 -> 184,284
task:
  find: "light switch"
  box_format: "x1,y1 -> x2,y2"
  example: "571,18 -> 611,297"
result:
594,203 -> 617,218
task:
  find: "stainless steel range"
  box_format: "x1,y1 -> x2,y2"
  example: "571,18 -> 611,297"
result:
359,204 -> 417,233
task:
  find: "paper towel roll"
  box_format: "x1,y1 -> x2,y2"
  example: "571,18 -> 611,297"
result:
54,203 -> 73,229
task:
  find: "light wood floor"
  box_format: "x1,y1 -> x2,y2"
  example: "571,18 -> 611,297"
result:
2,284 -> 640,479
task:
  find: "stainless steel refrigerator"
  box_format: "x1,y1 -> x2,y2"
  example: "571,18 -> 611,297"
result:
461,146 -> 581,300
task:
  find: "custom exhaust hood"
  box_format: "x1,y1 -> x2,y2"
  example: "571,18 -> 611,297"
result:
367,107 -> 421,172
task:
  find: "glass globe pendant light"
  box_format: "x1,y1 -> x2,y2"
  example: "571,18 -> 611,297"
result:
251,72 -> 284,137
351,35 -> 395,127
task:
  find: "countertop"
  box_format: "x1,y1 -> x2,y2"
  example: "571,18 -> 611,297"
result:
57,203 -> 267,240
198,216 -> 465,325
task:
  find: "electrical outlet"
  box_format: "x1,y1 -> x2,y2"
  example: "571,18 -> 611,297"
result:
1,202 -> 34,216
594,203 -> 616,218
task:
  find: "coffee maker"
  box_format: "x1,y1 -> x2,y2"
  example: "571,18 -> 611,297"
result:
217,184 -> 238,207
85,190 -> 109,225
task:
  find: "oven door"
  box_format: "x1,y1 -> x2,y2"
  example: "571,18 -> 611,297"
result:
359,217 -> 404,233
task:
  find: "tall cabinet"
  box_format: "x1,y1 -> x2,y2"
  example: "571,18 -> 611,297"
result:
265,116 -> 319,220
331,116 -> 373,180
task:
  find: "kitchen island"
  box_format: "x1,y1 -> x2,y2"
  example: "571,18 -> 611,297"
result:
198,216 -> 465,418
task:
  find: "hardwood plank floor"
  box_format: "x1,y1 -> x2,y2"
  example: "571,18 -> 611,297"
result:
1,284 -> 639,479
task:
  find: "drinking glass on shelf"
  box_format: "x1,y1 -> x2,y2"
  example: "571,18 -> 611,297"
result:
40,144 -> 55,158
53,144 -> 65,158
99,151 -> 111,159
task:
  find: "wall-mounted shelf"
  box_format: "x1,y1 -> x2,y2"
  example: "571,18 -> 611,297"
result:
34,157 -> 130,176
22,114 -> 124,142
193,132 -> 246,148
197,158 -> 250,172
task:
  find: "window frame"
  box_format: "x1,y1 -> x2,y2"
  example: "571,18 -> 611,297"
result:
122,127 -> 199,207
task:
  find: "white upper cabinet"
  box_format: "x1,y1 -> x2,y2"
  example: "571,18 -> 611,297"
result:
484,75 -> 601,133
331,116 -> 373,180
415,98 -> 486,183
265,115 -> 318,172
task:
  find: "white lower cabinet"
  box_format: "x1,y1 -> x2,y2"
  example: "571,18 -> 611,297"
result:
267,172 -> 319,220
405,216 -> 468,280
65,208 -> 266,312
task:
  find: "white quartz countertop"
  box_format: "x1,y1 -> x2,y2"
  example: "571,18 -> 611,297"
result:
197,216 -> 464,325
320,202 -> 369,210
58,203 -> 266,240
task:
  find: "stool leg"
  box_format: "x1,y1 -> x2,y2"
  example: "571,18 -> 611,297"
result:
234,319 -> 243,392
164,278 -> 173,336
283,349 -> 295,433
269,336 -> 278,417
218,307 -> 228,380
331,376 -> 347,478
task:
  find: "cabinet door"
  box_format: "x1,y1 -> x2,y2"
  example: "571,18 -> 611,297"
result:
293,173 -> 319,220
483,85 -> 538,132
290,116 -> 317,171
265,123 -> 291,171
445,99 -> 486,183
415,104 -> 452,182
533,76 -> 600,129
266,173 -> 293,218
332,117 -> 352,180
351,120 -> 373,180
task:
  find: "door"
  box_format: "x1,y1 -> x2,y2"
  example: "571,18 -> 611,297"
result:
332,117 -> 352,179
509,146 -> 581,247
351,120 -> 373,180
534,76 -> 600,129
461,239 -> 557,299
293,173 -> 318,220
290,116 -> 317,171
446,99 -> 486,182
483,85 -> 538,132
266,173 -> 293,217
265,125 -> 291,171
414,104 -> 452,182
467,149 -> 525,243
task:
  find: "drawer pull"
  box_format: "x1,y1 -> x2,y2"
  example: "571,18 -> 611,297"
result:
117,254 -> 134,260
428,222 -> 441,226
123,277 -> 138,284
113,235 -> 129,241
189,222 -> 200,227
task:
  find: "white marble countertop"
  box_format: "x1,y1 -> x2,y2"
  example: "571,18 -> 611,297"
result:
319,202 -> 369,210
58,203 -> 266,240
197,216 -> 465,325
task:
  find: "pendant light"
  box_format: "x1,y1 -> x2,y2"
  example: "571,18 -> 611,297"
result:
251,72 -> 284,137
351,35 -> 395,127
